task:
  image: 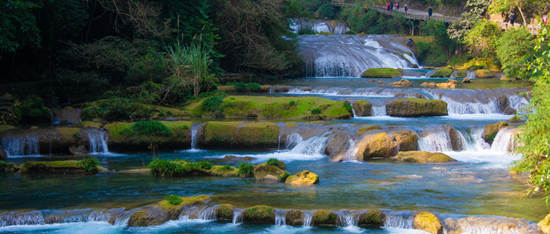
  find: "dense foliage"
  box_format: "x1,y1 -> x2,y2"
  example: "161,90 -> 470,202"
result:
495,28 -> 535,79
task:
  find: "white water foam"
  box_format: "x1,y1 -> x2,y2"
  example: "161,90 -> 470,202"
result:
1,136 -> 40,157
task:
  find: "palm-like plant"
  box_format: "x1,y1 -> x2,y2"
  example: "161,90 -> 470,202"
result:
167,41 -> 212,97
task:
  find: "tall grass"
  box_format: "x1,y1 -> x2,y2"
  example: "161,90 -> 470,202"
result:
167,41 -> 213,97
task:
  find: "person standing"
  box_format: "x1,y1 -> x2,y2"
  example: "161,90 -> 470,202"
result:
510,12 -> 516,26
428,7 -> 433,19
396,2 -> 400,10
404,3 -> 408,14
386,2 -> 391,11
390,2 -> 394,12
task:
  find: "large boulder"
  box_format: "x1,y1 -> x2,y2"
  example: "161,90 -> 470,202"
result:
199,121 -> 279,149
324,132 -> 351,162
392,79 -> 413,87
414,212 -> 443,234
397,151 -> 456,163
285,210 -> 304,226
243,205 -> 275,224
285,170 -> 319,187
352,101 -> 372,116
361,68 -> 402,78
357,210 -> 386,228
482,121 -> 508,144
312,210 -> 338,226
475,69 -> 499,79
386,98 -> 447,117
447,126 -> 463,151
105,121 -> 191,152
496,96 -> 516,115
392,130 -> 418,151
430,68 -> 453,77
539,214 -> 550,234
355,132 -> 398,161
128,208 -> 169,227
254,164 -> 286,181
215,204 -> 234,222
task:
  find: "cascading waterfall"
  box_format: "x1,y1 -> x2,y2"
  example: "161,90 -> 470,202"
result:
303,211 -> 313,227
87,129 -> 109,154
372,106 -> 387,116
418,130 -> 454,152
288,133 -> 330,156
336,211 -> 359,227
232,208 -> 244,224
290,19 -> 350,34
285,133 -> 303,149
1,136 -> 39,157
383,213 -> 414,229
298,35 -> 419,77
425,89 -> 529,115
490,128 -> 519,153
189,123 -> 205,151
275,210 -> 287,226
459,127 -> 490,151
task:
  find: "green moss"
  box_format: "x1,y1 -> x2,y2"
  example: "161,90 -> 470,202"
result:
279,171 -> 291,182
105,121 -> 190,150
386,98 -> 448,117
357,126 -> 381,135
358,210 -> 386,228
0,125 -> 16,133
455,70 -> 467,78
216,204 -> 234,222
237,162 -> 254,177
21,159 -> 100,174
311,108 -> 322,115
122,121 -> 171,136
158,195 -> 210,209
80,121 -> 102,129
208,165 -> 238,177
244,205 -> 275,224
201,121 -> 279,148
430,68 -> 453,78
148,159 -> 212,177
0,161 -> 18,173
361,68 -> 402,78
313,210 -> 338,226
165,194 -> 183,205
266,158 -> 285,169
57,127 -> 80,143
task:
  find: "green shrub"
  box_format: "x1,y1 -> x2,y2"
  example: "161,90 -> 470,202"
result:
343,102 -> 353,114
317,4 -> 336,19
196,160 -> 212,170
288,100 -> 296,106
81,98 -> 153,121
0,161 -> 17,173
79,158 -> 100,172
266,158 -> 284,168
279,171 -> 291,182
201,95 -> 225,112
237,162 -> 254,177
123,121 -> 171,136
165,195 -> 183,205
13,96 -> 51,124
246,82 -> 261,91
496,28 -> 535,79
311,108 -> 322,115
298,25 -> 316,35
148,159 -> 193,177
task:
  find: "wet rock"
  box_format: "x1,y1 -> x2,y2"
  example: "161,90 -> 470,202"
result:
413,211 -> 443,234
286,210 -> 304,226
475,69 -> 499,79
312,210 -> 338,226
254,164 -> 285,181
508,116 -> 524,124
397,151 -> 456,163
392,130 -> 418,151
496,96 -> 516,115
447,127 -> 463,151
430,68 -> 453,78
539,214 -> 550,234
272,85 -> 291,92
128,208 -> 169,227
357,126 -> 382,135
352,100 -> 372,116
0,161 -> 17,173
53,107 -> 81,125
69,145 -> 87,156
243,205 -> 275,224
446,216 -> 541,234
386,98 -> 447,117
324,132 -> 351,162
377,81 -> 384,84
215,204 -> 234,222
285,170 -> 319,186
357,210 -> 386,228
355,132 -> 398,160
482,121 -> 508,144
392,79 -> 413,87
462,78 -> 471,83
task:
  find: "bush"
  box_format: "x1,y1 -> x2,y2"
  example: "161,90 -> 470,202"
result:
317,4 -> 336,19
0,161 -> 17,173
13,96 -> 51,124
81,98 -> 153,121
124,121 -> 171,136
496,28 -> 535,79
196,160 -> 212,170
288,100 -> 296,106
201,95 -> 225,112
237,162 -> 254,177
279,171 -> 291,182
311,108 -> 322,115
149,159 -> 193,177
266,158 -> 284,168
165,195 -> 183,205
79,158 -> 100,173
343,102 -> 353,114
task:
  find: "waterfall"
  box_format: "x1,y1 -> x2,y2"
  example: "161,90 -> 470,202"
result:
288,133 -> 329,156
197,206 -> 217,221
298,35 -> 419,77
0,209 -> 123,227
336,211 -> 358,227
87,129 -> 109,154
275,210 -> 286,226
189,123 -> 205,151
490,128 -> 519,153
425,89 -> 528,115
1,136 -> 39,157
285,133 -> 303,149
343,139 -> 358,161
232,208 -> 244,224
303,211 -> 313,227
372,106 -> 387,116
467,71 -> 476,79
383,213 -> 414,229
418,130 -> 453,152
290,19 -> 350,34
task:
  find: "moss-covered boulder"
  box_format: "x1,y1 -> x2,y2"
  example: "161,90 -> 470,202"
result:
430,68 -> 453,78
386,98 -> 447,117
157,195 -> 211,220
243,205 -> 275,224
105,121 -> 191,152
538,214 -> 550,234
19,158 -> 101,174
208,165 -> 239,177
482,121 -> 508,144
312,210 -> 338,226
392,130 -> 418,151
199,121 -> 279,149
397,151 -> 456,163
324,132 -> 351,162
215,204 -> 234,222
352,101 -> 372,116
474,69 -> 499,79
392,79 -> 413,87
285,210 -> 304,226
356,126 -> 382,135
0,161 -> 18,173
361,68 -> 402,78
357,210 -> 386,228
128,210 -> 166,227
413,212 -> 443,234
355,132 -> 398,161
254,164 -> 286,181
285,170 -> 319,187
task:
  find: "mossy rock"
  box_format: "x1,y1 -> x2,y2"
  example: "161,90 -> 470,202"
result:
0,161 -> 18,173
20,160 -> 101,174
508,116 -> 524,124
392,130 -> 418,151
357,210 -> 386,228
454,70 -> 467,78
0,145 -> 7,161
285,210 -> 304,226
413,212 -> 443,234
474,69 -> 498,79
208,165 -> 239,177
215,204 -> 234,222
312,210 -> 338,226
285,170 -> 319,187
254,164 -> 286,181
356,132 -> 398,160
538,213 -> 550,234
357,126 -> 382,135
386,98 -> 447,117
430,68 -> 453,78
352,101 -> 372,116
158,195 -> 210,219
0,125 -> 16,134
80,121 -> 103,129
243,205 -> 275,224
105,121 -> 191,152
361,68 -> 402,78
127,208 -> 169,227
397,151 -> 456,163
200,121 -> 279,149
482,121 -> 508,144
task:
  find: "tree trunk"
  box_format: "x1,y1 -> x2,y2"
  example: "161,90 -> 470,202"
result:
193,75 -> 199,97
517,5 -> 527,25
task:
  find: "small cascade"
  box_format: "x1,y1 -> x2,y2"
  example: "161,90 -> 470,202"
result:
275,210 -> 286,226
232,208 -> 244,224
490,128 -> 519,153
0,208 -> 121,227
336,211 -> 358,227
372,106 -> 387,116
424,69 -> 436,78
189,123 -> 205,151
445,216 -> 540,234
197,206 -> 217,221
343,139 -> 358,161
418,130 -> 453,152
87,129 -> 109,154
383,213 -> 414,229
467,70 -> 476,79
460,127 -> 490,151
351,106 -> 357,118
426,89 -> 529,115
289,133 -> 329,156
290,19 -> 350,34
285,133 -> 303,149
303,211 -> 313,227
1,136 -> 39,157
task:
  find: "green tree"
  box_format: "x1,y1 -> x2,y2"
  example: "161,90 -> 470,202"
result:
495,27 -> 534,79
447,0 -> 491,42
464,19 -> 501,57
167,41 -> 214,97
0,0 -> 41,53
